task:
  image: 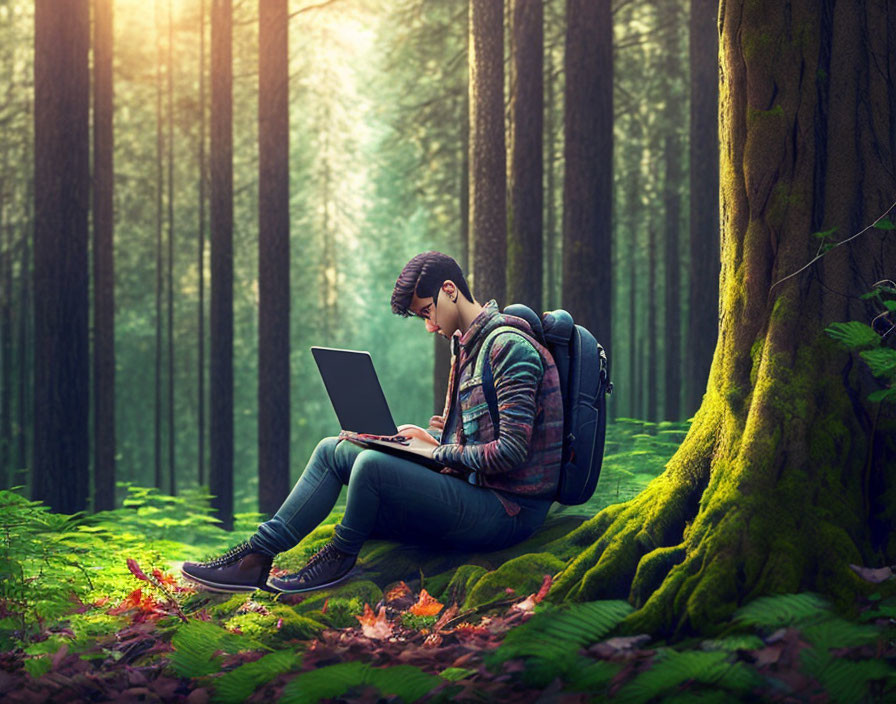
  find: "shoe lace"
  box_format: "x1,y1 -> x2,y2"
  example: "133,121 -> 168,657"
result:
201,541 -> 252,568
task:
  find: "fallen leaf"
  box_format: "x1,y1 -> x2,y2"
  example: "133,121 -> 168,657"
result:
512,595 -> 537,613
534,574 -> 552,603
356,604 -> 393,640
410,589 -> 444,617
753,645 -> 783,667
385,581 -> 413,602
850,564 -> 894,583
126,559 -> 149,582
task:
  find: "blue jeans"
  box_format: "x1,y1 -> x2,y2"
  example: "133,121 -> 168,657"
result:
250,436 -> 552,557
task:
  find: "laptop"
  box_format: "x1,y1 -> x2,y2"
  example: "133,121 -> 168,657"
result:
311,346 -> 443,469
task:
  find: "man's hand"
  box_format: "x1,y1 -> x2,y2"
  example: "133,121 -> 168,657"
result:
396,424 -> 439,447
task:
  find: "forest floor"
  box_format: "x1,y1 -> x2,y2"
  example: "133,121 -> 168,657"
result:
2,420 -> 896,703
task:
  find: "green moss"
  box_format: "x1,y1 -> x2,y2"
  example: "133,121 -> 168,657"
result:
464,553 -> 564,609
746,104 -> 784,122
439,564 -> 487,606
630,545 -> 687,608
224,606 -> 324,643
294,579 -> 383,614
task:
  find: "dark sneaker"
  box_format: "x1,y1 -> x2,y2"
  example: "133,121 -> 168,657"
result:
181,541 -> 273,593
267,542 -> 357,594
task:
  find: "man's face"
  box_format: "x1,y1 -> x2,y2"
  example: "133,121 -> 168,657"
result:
409,282 -> 459,338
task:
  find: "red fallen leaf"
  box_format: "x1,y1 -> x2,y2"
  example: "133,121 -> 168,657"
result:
385,581 -> 413,602
92,596 -> 111,607
151,568 -> 179,590
534,574 -> 552,603
127,559 -> 149,582
321,598 -> 329,614
409,589 -> 444,617
356,604 -> 393,640
423,632 -> 443,648
453,622 -> 490,636
109,588 -> 146,614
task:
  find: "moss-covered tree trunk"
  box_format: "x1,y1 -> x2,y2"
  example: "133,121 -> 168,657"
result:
550,0 -> 896,637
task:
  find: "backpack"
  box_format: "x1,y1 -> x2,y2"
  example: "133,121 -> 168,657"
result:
477,304 -> 612,505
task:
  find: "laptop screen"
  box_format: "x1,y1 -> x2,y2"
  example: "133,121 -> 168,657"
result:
311,347 -> 400,437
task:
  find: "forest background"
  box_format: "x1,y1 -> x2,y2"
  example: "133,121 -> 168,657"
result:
0,0 -> 715,521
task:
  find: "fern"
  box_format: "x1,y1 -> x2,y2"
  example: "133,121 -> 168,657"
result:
801,616 -> 882,651
565,658 -> 620,692
700,635 -> 765,652
614,650 -> 761,704
168,619 -> 266,679
801,648 -> 893,704
278,662 -> 441,704
859,347 -> 896,378
488,600 -> 634,667
211,649 -> 299,704
825,321 -> 883,350
660,690 -> 739,704
733,592 -> 831,628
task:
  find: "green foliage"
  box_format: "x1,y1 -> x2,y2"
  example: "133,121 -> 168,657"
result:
732,592 -> 832,628
825,321 -> 884,351
319,596 -> 366,629
438,667 -> 475,682
801,648 -> 892,704
801,616 -> 881,651
399,612 -> 438,631
487,599 -> 633,687
278,662 -> 441,704
168,619 -> 266,679
699,634 -> 766,652
211,649 -> 300,704
614,650 -> 762,704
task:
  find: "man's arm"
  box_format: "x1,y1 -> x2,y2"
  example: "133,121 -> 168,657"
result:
432,333 -> 542,475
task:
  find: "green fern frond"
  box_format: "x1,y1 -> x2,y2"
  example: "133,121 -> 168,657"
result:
489,600 -> 634,666
801,648 -> 892,704
614,650 -> 761,704
733,592 -> 831,628
660,689 -> 740,704
279,661 -> 369,704
211,650 -> 299,704
802,616 -> 881,651
859,348 -> 896,378
825,321 -> 882,351
279,662 -> 440,704
168,620 -> 265,679
700,635 -> 765,652
565,658 -> 620,692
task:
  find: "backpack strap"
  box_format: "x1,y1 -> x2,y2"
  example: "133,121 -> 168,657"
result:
474,325 -> 540,435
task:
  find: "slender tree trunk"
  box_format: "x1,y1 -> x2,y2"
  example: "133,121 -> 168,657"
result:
661,3 -> 684,422
32,0 -> 90,513
1,182 -> 10,488
550,0 -> 896,637
626,166 -> 639,419
210,0 -> 234,530
258,0 -> 290,517
154,4 -> 164,490
15,231 -> 29,485
507,0 -> 543,310
544,46 -> 556,312
167,0 -> 176,496
93,0 -> 115,510
468,0 -> 506,304
685,0 -> 720,416
198,0 -> 207,487
562,0 -> 613,354
647,224 -> 657,423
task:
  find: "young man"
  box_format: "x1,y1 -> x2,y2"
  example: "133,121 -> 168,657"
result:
181,251 -> 563,594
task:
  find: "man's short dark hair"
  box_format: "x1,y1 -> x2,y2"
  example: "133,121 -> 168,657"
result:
391,251 -> 474,317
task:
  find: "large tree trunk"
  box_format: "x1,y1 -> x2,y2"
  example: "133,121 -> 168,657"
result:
93,0 -> 115,510
1,181 -> 11,488
166,0 -> 176,496
506,0 -> 543,311
210,0 -> 234,530
257,0 -> 290,517
685,0 -> 720,416
468,0 -> 505,304
550,0 -> 896,637
32,0 -> 90,513
562,0 -> 612,357
197,0 -> 207,487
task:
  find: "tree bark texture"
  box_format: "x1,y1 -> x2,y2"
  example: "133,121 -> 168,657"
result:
685,0 -> 720,416
550,0 -> 896,637
210,0 -> 234,530
1,183 -> 11,488
93,0 -> 116,510
258,0 -> 291,517
662,2 -> 684,422
32,0 -> 90,513
468,0 -> 506,304
562,0 -> 613,356
506,0 -> 543,311
197,0 -> 207,487
167,0 -> 176,496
